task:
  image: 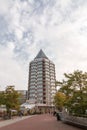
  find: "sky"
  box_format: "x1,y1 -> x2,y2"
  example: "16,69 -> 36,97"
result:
0,0 -> 87,90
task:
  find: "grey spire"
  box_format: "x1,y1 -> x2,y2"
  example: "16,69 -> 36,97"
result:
35,49 -> 48,59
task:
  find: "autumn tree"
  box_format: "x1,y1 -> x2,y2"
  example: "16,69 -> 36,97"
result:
0,86 -> 20,112
5,86 -> 20,111
54,92 -> 66,111
57,70 -> 87,115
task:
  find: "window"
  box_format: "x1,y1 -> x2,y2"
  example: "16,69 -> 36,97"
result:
30,85 -> 35,87
37,74 -> 43,78
38,77 -> 42,80
37,89 -> 43,92
37,81 -> 43,84
37,85 -> 43,88
30,89 -> 35,93
37,71 -> 42,74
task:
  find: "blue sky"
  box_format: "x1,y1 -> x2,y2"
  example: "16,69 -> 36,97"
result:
0,0 -> 87,90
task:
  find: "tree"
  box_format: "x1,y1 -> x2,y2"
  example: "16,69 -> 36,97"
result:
54,92 -> 66,111
5,86 -> 20,111
0,92 -> 6,105
58,70 -> 87,115
0,86 -> 20,112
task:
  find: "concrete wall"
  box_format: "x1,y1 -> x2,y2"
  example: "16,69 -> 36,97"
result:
61,112 -> 87,129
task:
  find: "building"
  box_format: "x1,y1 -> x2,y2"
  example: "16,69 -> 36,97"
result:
0,89 -> 27,105
28,49 -> 56,107
17,90 -> 27,104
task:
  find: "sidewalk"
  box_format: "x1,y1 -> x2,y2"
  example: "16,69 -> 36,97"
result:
0,116 -> 32,128
0,114 -> 82,130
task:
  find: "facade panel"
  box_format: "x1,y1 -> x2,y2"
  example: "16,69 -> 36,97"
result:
28,50 -> 56,105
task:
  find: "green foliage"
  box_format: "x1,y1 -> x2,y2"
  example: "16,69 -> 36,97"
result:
0,92 -> 6,105
56,70 -> 87,116
0,86 -> 20,111
54,92 -> 66,111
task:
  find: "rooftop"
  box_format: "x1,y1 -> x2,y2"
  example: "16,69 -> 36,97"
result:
34,49 -> 48,59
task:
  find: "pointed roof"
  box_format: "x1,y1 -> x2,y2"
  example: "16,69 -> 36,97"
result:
35,49 -> 48,59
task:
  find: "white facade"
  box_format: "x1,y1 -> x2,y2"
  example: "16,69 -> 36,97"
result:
28,50 -> 56,105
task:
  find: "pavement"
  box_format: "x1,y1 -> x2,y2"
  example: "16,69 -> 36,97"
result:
0,114 -> 83,130
0,116 -> 32,128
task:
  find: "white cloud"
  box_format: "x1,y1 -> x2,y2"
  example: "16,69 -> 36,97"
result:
0,45 -> 28,90
0,0 -> 13,14
60,0 -> 71,7
0,0 -> 87,90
